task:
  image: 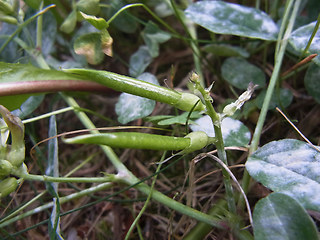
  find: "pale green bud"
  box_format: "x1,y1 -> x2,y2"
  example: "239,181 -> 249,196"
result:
0,177 -> 18,198
0,160 -> 13,179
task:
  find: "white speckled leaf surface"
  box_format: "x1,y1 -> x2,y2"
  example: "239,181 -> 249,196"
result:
185,1 -> 278,40
246,139 -> 320,211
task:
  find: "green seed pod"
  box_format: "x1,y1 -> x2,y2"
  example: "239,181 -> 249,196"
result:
174,92 -> 205,112
183,131 -> 209,153
0,177 -> 18,198
0,160 -> 13,179
0,15 -> 18,24
64,132 -> 191,151
65,69 -> 206,112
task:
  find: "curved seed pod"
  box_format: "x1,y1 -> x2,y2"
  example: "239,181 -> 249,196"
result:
64,131 -> 214,154
65,69 -> 205,112
64,132 -> 191,151
0,177 -> 18,198
0,160 -> 13,179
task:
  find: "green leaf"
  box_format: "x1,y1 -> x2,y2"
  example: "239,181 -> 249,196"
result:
76,0 -> 100,15
80,12 -> 108,30
221,57 -> 266,90
185,1 -> 278,40
289,21 -> 320,66
46,116 -> 59,191
24,11 -> 57,57
73,32 -> 105,65
142,21 -> 171,58
46,115 -> 62,240
0,95 -> 31,111
0,62 -> 84,110
103,0 -> 138,34
12,95 -> 44,119
253,193 -> 318,240
304,63 -> 320,103
129,46 -> 153,77
203,44 -> 249,58
149,0 -> 173,18
190,116 -> 251,147
0,62 -> 84,82
246,139 -> 320,212
115,73 -> 159,124
0,22 -> 21,62
60,9 -> 77,34
255,88 -> 293,110
24,0 -> 42,9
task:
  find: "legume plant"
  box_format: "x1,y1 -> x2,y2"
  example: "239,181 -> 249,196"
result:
0,0 -> 319,239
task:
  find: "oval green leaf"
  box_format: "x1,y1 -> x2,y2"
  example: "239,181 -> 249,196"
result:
289,21 -> 320,66
253,192 -> 318,240
129,46 -> 153,77
103,0 -> 138,34
246,139 -> 320,211
221,57 -> 266,90
76,0 -> 100,15
203,44 -> 249,58
79,12 -> 108,30
145,111 -> 202,126
142,21 -> 171,58
185,1 -> 278,40
115,73 -> 159,124
304,63 -> 320,104
74,32 -> 105,65
190,116 -> 251,147
254,88 -> 293,110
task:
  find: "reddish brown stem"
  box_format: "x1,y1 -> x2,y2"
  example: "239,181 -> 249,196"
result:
0,80 -> 114,96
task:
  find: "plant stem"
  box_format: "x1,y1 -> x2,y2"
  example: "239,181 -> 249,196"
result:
125,155 -> 164,240
169,0 -> 205,86
301,13 -> 320,57
22,107 -> 74,124
36,1 -> 44,49
194,78 -> 237,215
106,3 -> 179,37
0,79 -> 112,96
62,95 -> 226,228
240,0 -> 301,203
16,173 -> 115,183
0,4 -> 55,54
0,182 -> 114,228
61,94 -> 128,173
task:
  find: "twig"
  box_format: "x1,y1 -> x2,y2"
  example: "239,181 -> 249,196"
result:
276,107 -> 320,153
199,154 -> 253,227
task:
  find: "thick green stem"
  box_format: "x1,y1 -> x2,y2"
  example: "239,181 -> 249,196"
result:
193,77 -> 236,215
